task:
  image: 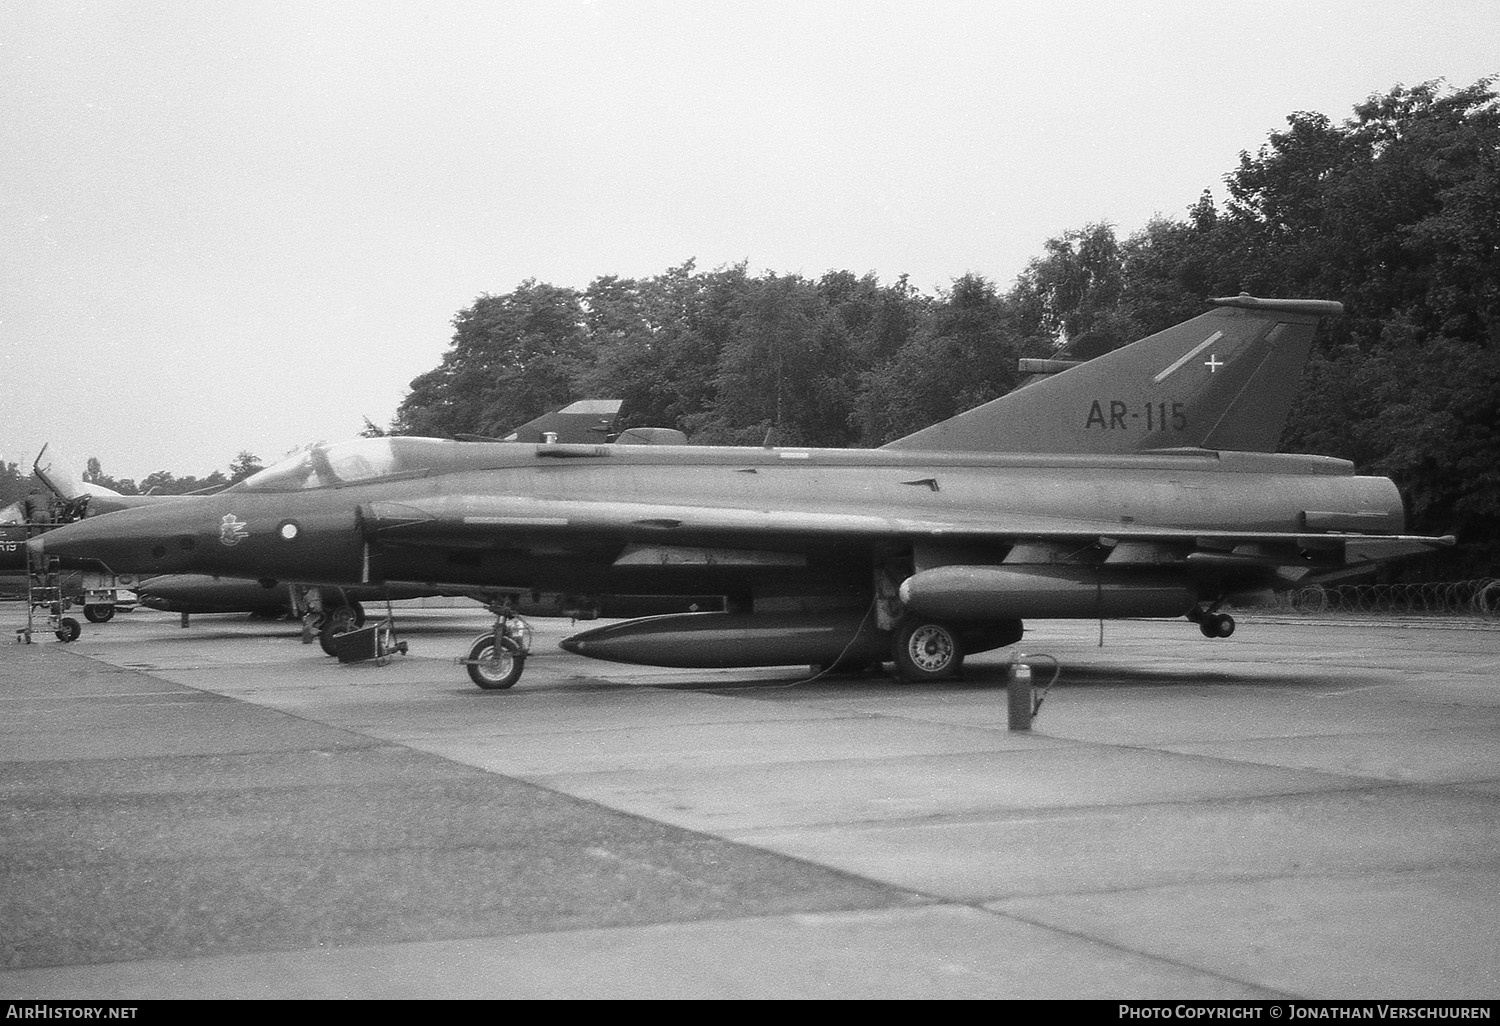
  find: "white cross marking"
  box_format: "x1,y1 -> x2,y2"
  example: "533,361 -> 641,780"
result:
1205,354 -> 1223,372
1153,331 -> 1223,384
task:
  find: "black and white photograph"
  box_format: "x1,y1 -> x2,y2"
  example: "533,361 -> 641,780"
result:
2,0 -> 1498,1004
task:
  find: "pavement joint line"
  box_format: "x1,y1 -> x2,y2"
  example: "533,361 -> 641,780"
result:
729,789 -> 1436,843
987,859 -> 1500,907
1307,684 -> 1403,696
1131,748 -> 1477,788
975,902 -> 1293,1000
0,741 -> 400,772
506,741 -> 1130,782
0,691 -> 199,701
723,780 -> 1427,836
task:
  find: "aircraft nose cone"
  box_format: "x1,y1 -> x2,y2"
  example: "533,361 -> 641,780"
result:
27,517 -> 113,567
25,503 -> 204,574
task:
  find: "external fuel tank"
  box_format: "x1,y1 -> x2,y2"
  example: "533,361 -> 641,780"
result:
899,564 -> 1198,621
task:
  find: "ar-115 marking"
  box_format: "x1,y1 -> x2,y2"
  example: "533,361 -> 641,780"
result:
1085,400 -> 1187,432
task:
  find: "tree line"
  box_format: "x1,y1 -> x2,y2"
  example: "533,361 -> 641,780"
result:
77,452 -> 266,496
0,453 -> 266,507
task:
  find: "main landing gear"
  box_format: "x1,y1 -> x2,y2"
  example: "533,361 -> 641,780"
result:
892,616 -> 964,681
1187,606 -> 1235,639
316,601 -> 367,656
317,600 -> 406,665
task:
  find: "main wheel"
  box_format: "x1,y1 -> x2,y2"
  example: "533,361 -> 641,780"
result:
467,635 -> 524,690
83,604 -> 115,623
317,605 -> 363,656
319,621 -> 346,656
1199,612 -> 1236,638
55,617 -> 81,643
892,618 -> 963,681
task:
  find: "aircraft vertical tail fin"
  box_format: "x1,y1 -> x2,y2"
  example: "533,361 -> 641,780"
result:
880,295 -> 1343,455
500,399 -> 623,444
454,400 -> 624,445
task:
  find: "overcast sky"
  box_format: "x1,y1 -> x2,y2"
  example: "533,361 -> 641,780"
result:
3,0 -> 1496,483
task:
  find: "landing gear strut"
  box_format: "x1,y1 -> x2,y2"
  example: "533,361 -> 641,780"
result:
459,606 -> 533,690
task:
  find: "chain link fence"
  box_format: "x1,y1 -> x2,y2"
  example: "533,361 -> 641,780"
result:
1271,578 -> 1500,618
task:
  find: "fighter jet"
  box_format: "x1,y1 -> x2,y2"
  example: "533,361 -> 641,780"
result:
1,448 -> 154,630
32,296 -> 1453,687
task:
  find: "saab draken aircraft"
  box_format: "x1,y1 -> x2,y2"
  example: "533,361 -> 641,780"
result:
33,296 -> 1453,687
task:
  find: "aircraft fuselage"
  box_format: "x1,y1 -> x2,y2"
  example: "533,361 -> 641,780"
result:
33,440 -> 1401,607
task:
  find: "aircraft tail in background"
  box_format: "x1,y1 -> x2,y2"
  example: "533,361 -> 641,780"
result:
455,399 -> 624,445
882,295 -> 1343,455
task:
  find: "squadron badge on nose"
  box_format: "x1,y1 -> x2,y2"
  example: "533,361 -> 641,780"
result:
219,514 -> 250,546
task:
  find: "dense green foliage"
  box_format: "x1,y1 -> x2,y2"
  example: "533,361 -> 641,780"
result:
392,79 -> 1499,576
393,263 -> 1052,447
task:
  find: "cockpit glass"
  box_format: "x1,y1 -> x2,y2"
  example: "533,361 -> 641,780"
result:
235,438 -> 400,492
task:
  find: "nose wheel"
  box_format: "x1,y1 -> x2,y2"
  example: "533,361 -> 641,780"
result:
458,608 -> 534,690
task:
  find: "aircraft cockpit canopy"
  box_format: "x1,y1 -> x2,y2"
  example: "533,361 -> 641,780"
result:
234,438 -> 401,492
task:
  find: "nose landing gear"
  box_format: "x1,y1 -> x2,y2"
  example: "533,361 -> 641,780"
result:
459,605 -> 534,690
